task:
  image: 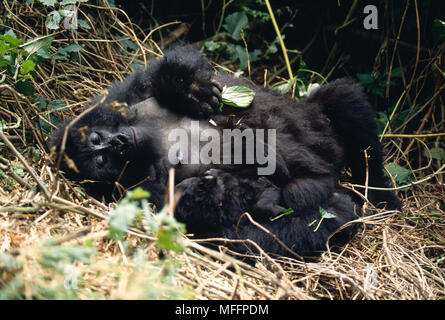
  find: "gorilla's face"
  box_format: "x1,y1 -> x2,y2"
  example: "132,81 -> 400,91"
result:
78,126 -> 138,183
53,109 -> 163,189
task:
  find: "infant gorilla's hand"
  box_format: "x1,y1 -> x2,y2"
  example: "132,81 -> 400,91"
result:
150,46 -> 223,118
186,79 -> 222,117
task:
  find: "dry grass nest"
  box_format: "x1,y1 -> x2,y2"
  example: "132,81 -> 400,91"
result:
0,1 -> 444,300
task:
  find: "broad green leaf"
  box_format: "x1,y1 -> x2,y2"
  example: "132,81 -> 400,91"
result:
220,85 -> 255,109
0,33 -> 22,47
58,9 -> 76,18
356,73 -> 374,85
60,43 -> 83,53
23,36 -> 54,57
77,18 -> 91,30
384,163 -> 414,186
0,40 -> 9,54
223,11 -> 248,41
15,79 -> 35,96
429,148 -> 445,161
33,96 -> 47,109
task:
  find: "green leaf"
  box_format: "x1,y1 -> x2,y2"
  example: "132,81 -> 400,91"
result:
53,44 -> 83,61
20,60 -> 35,74
60,0 -> 89,4
220,85 -> 255,109
46,11 -> 62,30
36,47 -> 51,59
384,163 -> 414,186
23,36 -> 54,57
432,19 -> 445,44
223,11 -> 248,41
270,208 -> 294,222
0,40 -> 9,54
157,224 -> 185,252
40,244 -> 95,269
58,9 -> 76,18
155,210 -> 186,253
0,33 -> 22,47
204,40 -> 224,52
319,207 -> 336,219
33,96 -> 47,109
428,148 -> 445,161
356,73 -> 374,85
48,99 -> 66,111
60,43 -> 83,53
109,202 -> 140,240
15,79 -> 35,96
77,18 -> 91,30
38,0 -> 58,6
272,80 -> 293,95
127,187 -> 150,200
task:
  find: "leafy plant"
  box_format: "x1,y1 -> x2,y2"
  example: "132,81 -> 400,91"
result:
357,67 -> 404,99
109,187 -> 186,253
205,10 -> 260,70
0,187 -> 191,299
36,0 -> 91,31
0,30 -> 51,96
384,163 -> 415,186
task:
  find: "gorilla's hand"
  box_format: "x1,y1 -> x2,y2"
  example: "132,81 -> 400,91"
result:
150,46 -> 222,118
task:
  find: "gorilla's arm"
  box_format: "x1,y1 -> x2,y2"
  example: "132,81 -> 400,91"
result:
92,46 -> 222,118
149,46 -> 222,117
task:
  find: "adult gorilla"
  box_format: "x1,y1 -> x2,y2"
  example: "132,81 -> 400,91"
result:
50,46 -> 399,258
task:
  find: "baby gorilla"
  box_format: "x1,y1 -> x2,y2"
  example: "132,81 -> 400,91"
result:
50,46 -> 399,258
175,169 -> 360,258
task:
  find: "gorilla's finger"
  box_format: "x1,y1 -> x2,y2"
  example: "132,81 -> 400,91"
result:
200,102 -> 213,115
209,96 -> 221,110
211,79 -> 223,92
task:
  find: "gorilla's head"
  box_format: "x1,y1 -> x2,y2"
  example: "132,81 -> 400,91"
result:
49,103 -> 163,190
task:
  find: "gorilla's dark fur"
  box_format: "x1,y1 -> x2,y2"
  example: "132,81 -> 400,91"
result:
50,46 -> 399,258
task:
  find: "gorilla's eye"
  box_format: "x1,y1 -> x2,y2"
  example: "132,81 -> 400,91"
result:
96,154 -> 107,167
90,132 -> 101,145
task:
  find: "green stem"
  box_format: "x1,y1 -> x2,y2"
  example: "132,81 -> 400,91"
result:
264,0 -> 293,80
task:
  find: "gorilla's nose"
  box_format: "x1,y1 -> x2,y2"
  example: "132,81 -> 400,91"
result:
110,133 -> 129,146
